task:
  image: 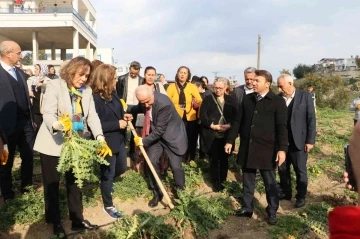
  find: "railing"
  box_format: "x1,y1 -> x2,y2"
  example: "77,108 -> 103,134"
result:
0,7 -> 97,38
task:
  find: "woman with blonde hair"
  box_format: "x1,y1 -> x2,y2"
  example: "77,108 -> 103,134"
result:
91,64 -> 132,218
166,66 -> 202,162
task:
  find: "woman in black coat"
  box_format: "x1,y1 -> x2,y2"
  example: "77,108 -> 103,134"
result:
91,64 -> 132,219
200,77 -> 237,191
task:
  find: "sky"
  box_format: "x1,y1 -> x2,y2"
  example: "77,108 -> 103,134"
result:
92,0 -> 360,84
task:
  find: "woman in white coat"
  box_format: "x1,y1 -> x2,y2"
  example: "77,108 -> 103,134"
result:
33,57 -> 111,238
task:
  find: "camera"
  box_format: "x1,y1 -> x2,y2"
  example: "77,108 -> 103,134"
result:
344,144 -> 357,191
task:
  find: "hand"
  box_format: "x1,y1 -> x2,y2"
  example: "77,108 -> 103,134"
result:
29,91 -> 35,98
120,99 -> 128,111
224,143 -> 232,154
1,144 -> 9,165
36,82 -> 43,88
211,123 -> 221,131
343,171 -> 354,190
276,151 -> 286,167
97,141 -> 113,158
124,113 -> 133,121
57,114 -> 72,132
356,103 -> 360,110
220,124 -> 231,132
119,120 -> 127,129
305,144 -> 314,152
134,136 -> 143,147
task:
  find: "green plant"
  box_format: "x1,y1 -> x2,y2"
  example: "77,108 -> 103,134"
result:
169,190 -> 234,237
57,130 -> 109,188
223,181 -> 243,199
112,170 -> 152,201
183,161 -> 204,189
103,213 -> 180,239
0,187 -> 44,231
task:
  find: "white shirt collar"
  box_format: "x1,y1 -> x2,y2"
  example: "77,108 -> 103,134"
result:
0,60 -> 14,72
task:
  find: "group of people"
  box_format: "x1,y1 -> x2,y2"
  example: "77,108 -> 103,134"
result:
0,39 -> 320,237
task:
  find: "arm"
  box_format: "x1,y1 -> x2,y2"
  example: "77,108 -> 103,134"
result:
199,96 -> 213,128
41,81 -> 61,134
275,99 -> 288,152
306,92 -> 316,144
225,102 -> 242,144
142,104 -> 172,147
86,92 -> 104,139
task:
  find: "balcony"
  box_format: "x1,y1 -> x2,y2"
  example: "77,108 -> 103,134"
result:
0,7 -> 97,38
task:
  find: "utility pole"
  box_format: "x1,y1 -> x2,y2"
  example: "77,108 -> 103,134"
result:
257,34 -> 261,69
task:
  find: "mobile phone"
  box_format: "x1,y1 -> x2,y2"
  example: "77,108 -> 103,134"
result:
344,144 -> 357,191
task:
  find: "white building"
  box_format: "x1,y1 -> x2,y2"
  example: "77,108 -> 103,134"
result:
44,48 -> 114,65
0,0 -> 98,67
315,58 -> 336,74
335,57 -> 358,72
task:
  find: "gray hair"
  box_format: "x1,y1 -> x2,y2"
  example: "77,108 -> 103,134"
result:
277,74 -> 293,83
135,84 -> 153,96
214,77 -> 229,86
0,41 -> 14,56
244,67 -> 256,74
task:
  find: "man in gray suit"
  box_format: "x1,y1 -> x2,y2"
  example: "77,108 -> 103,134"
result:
231,67 -> 256,106
277,74 -> 316,208
133,85 -> 187,208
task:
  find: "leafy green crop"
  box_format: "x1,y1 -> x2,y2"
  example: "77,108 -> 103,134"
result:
169,190 -> 234,237
57,130 -> 109,188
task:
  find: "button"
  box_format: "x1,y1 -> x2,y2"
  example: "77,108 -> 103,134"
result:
254,111 -> 257,113
250,139 -> 252,142
251,125 -> 254,127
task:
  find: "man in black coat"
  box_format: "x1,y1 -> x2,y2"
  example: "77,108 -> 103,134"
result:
277,74 -> 316,208
116,61 -> 144,161
133,85 -> 187,208
0,40 -> 35,200
225,70 -> 288,225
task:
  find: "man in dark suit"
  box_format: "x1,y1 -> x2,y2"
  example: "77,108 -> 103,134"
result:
231,67 -> 256,107
116,61 -> 144,161
133,85 -> 187,208
277,74 -> 316,208
0,40 -> 35,200
225,70 -> 288,225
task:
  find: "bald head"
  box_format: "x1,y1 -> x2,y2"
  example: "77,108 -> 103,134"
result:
0,41 -> 22,66
135,85 -> 154,108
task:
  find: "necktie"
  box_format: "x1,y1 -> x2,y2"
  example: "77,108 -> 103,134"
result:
142,107 -> 151,137
10,67 -> 18,81
256,94 -> 263,102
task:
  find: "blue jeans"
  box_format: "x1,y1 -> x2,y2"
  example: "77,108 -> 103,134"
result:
100,141 -> 127,207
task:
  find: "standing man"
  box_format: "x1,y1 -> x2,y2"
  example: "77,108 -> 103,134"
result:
116,61 -> 144,161
133,85 -> 186,208
225,70 -> 288,225
231,67 -> 256,106
277,74 -> 316,208
0,40 -> 35,201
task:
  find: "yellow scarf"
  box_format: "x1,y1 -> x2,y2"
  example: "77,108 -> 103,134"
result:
69,86 -> 83,115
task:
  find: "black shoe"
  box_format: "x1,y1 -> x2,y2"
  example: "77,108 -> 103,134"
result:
279,192 -> 292,200
71,220 -> 98,231
235,208 -> 253,218
53,223 -> 67,238
148,192 -> 163,208
265,207 -> 277,225
295,198 -> 306,208
268,214 -> 277,225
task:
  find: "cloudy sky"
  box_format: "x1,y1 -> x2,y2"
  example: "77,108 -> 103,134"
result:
93,0 -> 360,84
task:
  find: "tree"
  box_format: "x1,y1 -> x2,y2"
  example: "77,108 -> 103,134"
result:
292,64 -> 315,79
21,50 -> 47,66
355,55 -> 360,69
279,69 -> 291,75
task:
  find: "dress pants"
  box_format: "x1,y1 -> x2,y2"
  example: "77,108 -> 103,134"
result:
40,154 -> 83,224
0,120 -> 34,200
279,145 -> 308,199
100,141 -> 127,207
146,141 -> 185,194
183,119 -> 197,161
242,167 -> 279,215
208,138 -> 229,191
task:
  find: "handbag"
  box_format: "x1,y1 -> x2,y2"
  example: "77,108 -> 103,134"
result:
211,94 -> 227,138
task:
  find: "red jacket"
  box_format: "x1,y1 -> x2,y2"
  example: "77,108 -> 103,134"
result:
329,206 -> 360,238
